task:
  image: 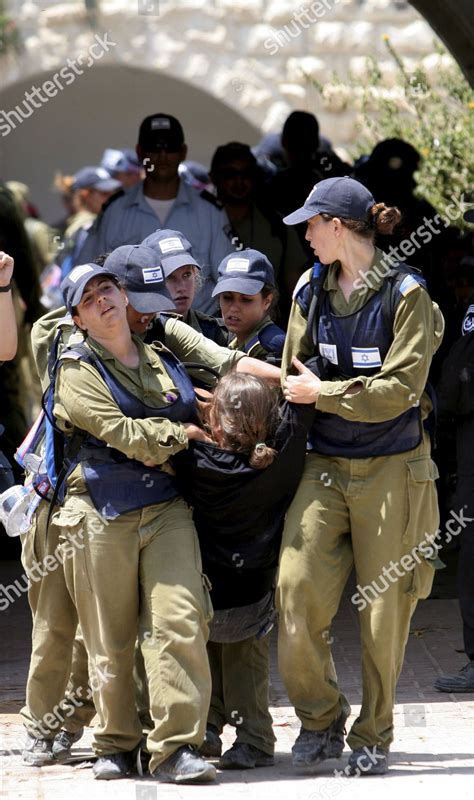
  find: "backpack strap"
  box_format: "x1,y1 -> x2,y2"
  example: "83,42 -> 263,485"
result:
381,263 -> 426,334
306,261 -> 329,344
43,340 -> 102,532
380,263 -> 436,446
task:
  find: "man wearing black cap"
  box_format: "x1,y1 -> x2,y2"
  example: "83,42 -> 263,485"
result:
77,113 -> 233,313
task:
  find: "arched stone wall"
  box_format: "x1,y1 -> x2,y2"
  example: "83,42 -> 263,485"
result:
0,0 -> 454,220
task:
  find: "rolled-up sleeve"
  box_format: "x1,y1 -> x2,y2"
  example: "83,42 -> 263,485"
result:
55,360 -> 188,465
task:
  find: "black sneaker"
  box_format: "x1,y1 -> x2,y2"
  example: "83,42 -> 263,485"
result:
92,751 -> 136,780
292,726 -> 331,769
347,746 -> 389,776
327,701 -> 351,759
434,662 -> 474,692
219,742 -> 274,770
22,733 -> 55,766
199,724 -> 222,758
152,745 -> 216,783
52,728 -> 84,761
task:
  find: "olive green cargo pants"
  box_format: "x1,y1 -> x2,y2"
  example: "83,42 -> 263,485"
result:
54,494 -> 212,772
207,636 -> 276,755
276,433 -> 439,751
20,499 -> 95,738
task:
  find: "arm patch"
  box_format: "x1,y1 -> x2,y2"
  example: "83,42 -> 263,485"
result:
399,274 -> 421,297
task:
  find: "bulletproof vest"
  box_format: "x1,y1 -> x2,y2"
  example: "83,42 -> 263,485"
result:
241,321 -> 286,359
309,282 -> 422,457
62,344 -> 196,519
196,314 -> 229,347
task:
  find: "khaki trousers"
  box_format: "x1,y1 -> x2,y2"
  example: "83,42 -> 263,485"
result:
207,636 -> 276,755
276,433 -> 439,750
20,500 -> 95,738
55,494 -> 211,771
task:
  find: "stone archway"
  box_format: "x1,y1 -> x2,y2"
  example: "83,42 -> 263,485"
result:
1,0 -> 469,219
0,63 -> 260,221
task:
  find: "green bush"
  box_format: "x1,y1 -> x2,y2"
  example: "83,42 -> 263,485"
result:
309,38 -> 474,229
0,1 -> 20,57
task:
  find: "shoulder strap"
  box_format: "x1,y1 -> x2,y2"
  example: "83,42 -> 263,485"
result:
381,262 -> 426,333
306,261 -> 329,341
255,322 -> 286,353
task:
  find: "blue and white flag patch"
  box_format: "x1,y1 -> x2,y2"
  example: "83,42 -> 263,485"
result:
226,258 -> 249,273
399,275 -> 420,297
142,266 -> 163,284
352,347 -> 382,368
158,237 -> 184,253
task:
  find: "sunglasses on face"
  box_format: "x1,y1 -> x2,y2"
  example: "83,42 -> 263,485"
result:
146,142 -> 182,154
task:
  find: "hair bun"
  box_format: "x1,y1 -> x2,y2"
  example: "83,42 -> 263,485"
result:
370,202 -> 402,235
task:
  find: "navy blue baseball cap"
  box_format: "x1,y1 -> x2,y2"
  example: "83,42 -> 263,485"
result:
103,245 -> 176,313
141,229 -> 200,276
61,264 -> 119,313
71,166 -> 122,193
212,249 -> 276,297
283,176 -> 375,225
138,114 -> 185,151
101,148 -> 142,176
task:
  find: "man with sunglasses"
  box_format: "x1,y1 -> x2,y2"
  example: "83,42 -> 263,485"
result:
76,114 -> 233,313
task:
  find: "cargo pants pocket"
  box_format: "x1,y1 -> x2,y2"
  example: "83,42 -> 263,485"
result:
52,506 -> 92,594
403,456 -> 441,599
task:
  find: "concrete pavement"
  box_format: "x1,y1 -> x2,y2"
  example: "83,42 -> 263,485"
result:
1,559 -> 473,799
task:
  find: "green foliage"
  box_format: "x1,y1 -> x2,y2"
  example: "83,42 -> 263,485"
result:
309,38 -> 474,228
0,1 -> 20,57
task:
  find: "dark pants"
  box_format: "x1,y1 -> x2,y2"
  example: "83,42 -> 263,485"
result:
455,475 -> 474,660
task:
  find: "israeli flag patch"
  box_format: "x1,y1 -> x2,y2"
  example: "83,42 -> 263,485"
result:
226,258 -> 249,273
319,343 -> 338,365
399,275 -> 420,296
159,237 -> 184,253
69,264 -> 94,283
142,266 -> 163,284
151,117 -> 171,130
352,347 -> 382,368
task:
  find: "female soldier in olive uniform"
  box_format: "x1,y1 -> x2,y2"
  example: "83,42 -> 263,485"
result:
212,249 -> 285,363
277,177 -> 444,775
142,229 -> 229,346
21,246 -> 177,766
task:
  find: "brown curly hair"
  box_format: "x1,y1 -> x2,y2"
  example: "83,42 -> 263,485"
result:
208,372 -> 279,469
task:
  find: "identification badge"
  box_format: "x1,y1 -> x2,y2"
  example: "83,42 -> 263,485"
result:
319,343 -> 338,365
352,347 -> 382,368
